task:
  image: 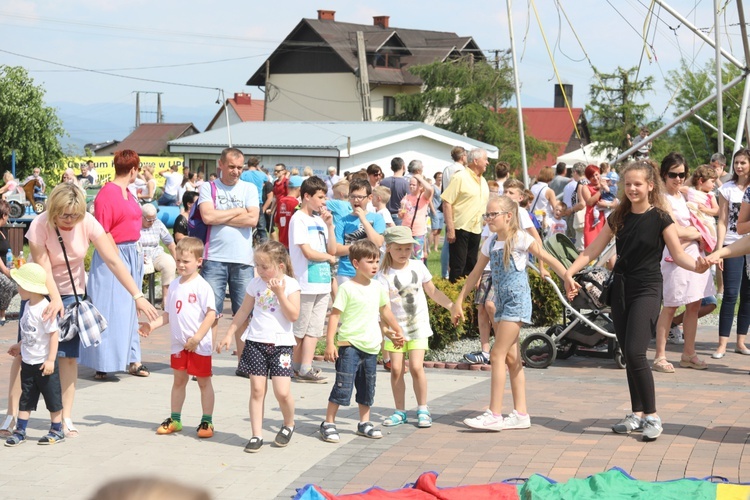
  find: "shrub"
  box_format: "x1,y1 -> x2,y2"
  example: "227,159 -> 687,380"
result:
427,277 -> 478,351
528,268 -> 564,326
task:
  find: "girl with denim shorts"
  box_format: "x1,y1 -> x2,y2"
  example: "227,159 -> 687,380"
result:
217,241 -> 301,453
377,226 -> 454,429
452,196 -> 568,432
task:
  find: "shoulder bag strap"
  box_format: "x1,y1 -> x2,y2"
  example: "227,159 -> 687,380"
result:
530,186 -> 544,213
55,227 -> 81,306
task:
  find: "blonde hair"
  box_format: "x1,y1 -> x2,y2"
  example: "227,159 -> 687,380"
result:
372,185 -> 391,205
332,180 -> 349,200
490,196 -> 521,270
176,237 -> 205,260
254,240 -> 294,277
3,171 -> 13,183
302,166 -> 314,177
46,183 -> 87,228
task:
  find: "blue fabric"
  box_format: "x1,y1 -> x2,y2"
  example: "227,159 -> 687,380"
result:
57,294 -> 85,358
489,235 -> 532,324
440,237 -> 450,279
201,260 -> 253,316
79,242 -> 142,372
334,212 -> 385,278
240,170 -> 267,205
328,345 -> 377,407
719,252 -> 750,337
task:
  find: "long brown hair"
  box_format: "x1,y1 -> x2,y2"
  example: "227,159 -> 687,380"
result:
254,240 -> 294,277
608,160 -> 667,235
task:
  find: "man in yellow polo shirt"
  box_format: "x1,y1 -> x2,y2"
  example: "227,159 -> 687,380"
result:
441,148 -> 490,282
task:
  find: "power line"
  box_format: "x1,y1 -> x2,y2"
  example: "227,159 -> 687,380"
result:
28,53 -> 268,73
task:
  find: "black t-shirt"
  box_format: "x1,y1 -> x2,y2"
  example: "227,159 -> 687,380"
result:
173,214 -> 188,239
609,207 -> 673,283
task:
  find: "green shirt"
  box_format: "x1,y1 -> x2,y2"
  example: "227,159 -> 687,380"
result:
332,279 -> 388,354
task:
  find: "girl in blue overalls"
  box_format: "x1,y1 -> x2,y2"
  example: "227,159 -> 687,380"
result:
452,195 -> 568,431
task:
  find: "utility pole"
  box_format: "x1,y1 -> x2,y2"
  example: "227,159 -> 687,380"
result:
493,49 -> 500,112
133,91 -> 164,128
356,31 -> 372,121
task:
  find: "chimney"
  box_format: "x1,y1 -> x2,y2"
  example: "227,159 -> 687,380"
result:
373,15 -> 390,29
554,84 -> 573,108
317,10 -> 335,21
234,92 -> 252,105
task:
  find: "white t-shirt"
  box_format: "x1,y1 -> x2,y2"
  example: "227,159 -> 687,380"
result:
718,180 -> 744,245
377,207 -> 394,226
481,231 -> 535,270
242,276 -> 301,346
163,171 -> 183,196
289,210 -> 332,295
562,179 -> 578,207
481,225 -> 492,271
546,216 -> 567,235
518,207 -> 533,229
165,275 -> 216,356
20,299 -> 59,365
377,260 -> 433,341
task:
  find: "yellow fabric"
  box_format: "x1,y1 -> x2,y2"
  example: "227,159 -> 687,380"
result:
716,483 -> 750,499
440,168 -> 489,234
384,337 -> 429,353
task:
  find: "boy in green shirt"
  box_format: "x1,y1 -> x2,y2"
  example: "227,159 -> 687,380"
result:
320,240 -> 403,443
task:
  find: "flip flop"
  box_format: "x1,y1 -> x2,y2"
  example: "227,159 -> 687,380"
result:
93,371 -> 108,381
128,364 -> 150,377
652,357 -> 675,373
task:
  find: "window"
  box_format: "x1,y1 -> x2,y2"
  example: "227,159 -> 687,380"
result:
383,96 -> 396,117
371,53 -> 400,69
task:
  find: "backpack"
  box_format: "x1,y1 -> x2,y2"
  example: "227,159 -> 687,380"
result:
187,181 -> 216,243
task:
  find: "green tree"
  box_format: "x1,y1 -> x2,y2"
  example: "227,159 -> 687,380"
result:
667,61 -> 744,165
0,65 -> 66,178
585,66 -> 658,157
387,55 -> 554,175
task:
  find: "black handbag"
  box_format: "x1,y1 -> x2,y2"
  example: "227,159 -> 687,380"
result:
599,272 -> 614,307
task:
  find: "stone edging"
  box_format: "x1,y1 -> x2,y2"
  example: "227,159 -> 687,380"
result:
311,355 -> 492,371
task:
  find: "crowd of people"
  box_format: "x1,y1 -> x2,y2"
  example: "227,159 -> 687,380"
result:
1,144 -> 748,451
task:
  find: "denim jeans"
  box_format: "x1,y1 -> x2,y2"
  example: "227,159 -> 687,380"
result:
440,235 -> 450,279
201,260 -> 253,316
157,192 -> 178,206
719,252 -> 750,337
254,210 -> 269,243
328,346 -> 377,407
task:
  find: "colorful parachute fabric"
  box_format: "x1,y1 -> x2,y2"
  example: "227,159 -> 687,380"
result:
294,468 -> 750,500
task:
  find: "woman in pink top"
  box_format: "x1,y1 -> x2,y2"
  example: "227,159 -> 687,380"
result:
0,171 -> 18,200
80,150 -> 159,381
0,182 -> 157,438
398,173 -> 434,260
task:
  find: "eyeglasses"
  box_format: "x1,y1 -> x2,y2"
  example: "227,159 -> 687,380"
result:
482,211 -> 508,221
666,172 -> 687,179
59,213 -> 81,221
348,194 -> 367,201
143,217 -> 157,223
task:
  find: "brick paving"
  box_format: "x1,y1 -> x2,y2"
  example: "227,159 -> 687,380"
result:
1,312 -> 750,499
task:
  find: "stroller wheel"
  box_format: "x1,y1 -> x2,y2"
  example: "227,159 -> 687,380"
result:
545,325 -> 576,360
521,333 -> 557,369
614,349 -> 627,369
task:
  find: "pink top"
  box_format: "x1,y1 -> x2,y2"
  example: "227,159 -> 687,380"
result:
94,182 -> 141,243
4,180 -> 18,194
399,193 -> 431,237
26,212 -> 105,296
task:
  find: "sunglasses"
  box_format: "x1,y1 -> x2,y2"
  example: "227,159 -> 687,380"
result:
666,172 -> 687,179
482,211 -> 508,221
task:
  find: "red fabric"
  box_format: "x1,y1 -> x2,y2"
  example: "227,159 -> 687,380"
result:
273,177 -> 289,200
275,195 -> 299,248
94,182 -> 142,243
583,184 -> 603,248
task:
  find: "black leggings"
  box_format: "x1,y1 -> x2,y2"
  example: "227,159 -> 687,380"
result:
610,277 -> 662,415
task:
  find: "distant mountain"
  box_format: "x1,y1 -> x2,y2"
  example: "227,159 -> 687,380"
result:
52,101 -> 218,155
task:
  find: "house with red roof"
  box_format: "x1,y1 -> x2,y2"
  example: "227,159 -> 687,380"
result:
96,123 -> 199,156
521,107 -> 591,176
206,92 -> 265,131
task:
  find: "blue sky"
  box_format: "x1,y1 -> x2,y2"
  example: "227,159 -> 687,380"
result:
1,0 -> 746,140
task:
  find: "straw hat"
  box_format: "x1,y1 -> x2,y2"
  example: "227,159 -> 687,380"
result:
11,263 -> 49,295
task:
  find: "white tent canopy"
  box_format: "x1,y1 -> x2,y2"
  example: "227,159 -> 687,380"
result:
556,142 -> 617,166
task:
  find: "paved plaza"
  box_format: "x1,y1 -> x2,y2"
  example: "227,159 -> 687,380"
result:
1,314 -> 750,499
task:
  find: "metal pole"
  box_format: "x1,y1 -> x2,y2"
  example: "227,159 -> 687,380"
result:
615,73 -> 746,163
11,150 -> 15,179
694,114 -> 736,144
653,0 -> 744,69
733,0 -> 750,155
506,0 -> 529,187
222,90 -> 232,147
714,0 -> 724,155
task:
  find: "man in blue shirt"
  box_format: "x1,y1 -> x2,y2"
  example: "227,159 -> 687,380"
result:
240,156 -> 270,242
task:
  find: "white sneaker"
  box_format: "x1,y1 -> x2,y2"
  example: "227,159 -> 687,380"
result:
502,410 -> 531,430
463,410 -> 503,431
667,326 -> 684,345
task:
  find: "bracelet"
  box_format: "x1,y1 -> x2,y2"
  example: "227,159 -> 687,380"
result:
132,292 -> 145,301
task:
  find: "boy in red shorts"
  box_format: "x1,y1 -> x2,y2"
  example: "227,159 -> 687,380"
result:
139,237 -> 217,437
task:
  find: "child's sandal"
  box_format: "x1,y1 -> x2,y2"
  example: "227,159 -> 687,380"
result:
383,410 -> 408,427
320,422 -> 340,443
416,409 -> 432,428
0,415 -> 15,438
356,421 -> 382,439
63,418 -> 79,438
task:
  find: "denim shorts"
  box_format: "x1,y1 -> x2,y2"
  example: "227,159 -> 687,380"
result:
201,260 -> 253,316
328,346 -> 377,407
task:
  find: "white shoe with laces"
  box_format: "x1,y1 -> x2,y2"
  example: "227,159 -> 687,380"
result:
667,326 -> 684,345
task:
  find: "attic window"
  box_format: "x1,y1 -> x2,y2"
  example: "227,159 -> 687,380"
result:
371,53 -> 400,69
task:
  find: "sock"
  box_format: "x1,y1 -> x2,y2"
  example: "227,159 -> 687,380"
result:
16,418 -> 28,432
201,415 -> 212,425
418,405 -> 428,412
292,362 -> 301,373
171,412 -> 181,423
515,411 -> 528,416
482,351 -> 490,357
299,364 -> 312,375
51,422 -> 62,433
491,412 -> 503,418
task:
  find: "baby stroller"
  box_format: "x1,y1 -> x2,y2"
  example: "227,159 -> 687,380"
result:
520,233 -> 624,369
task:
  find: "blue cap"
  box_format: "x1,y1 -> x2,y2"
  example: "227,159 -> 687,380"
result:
288,175 -> 304,188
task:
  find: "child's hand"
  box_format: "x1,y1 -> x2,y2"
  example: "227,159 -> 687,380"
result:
40,360 -> 54,376
451,303 -> 464,326
320,208 -> 333,225
7,343 -> 20,357
353,206 -> 367,220
387,329 -> 404,349
564,275 -> 581,300
215,334 -> 232,354
268,278 -> 284,296
324,342 -> 338,362
138,322 -> 152,338
695,256 -> 710,274
184,336 -> 199,352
